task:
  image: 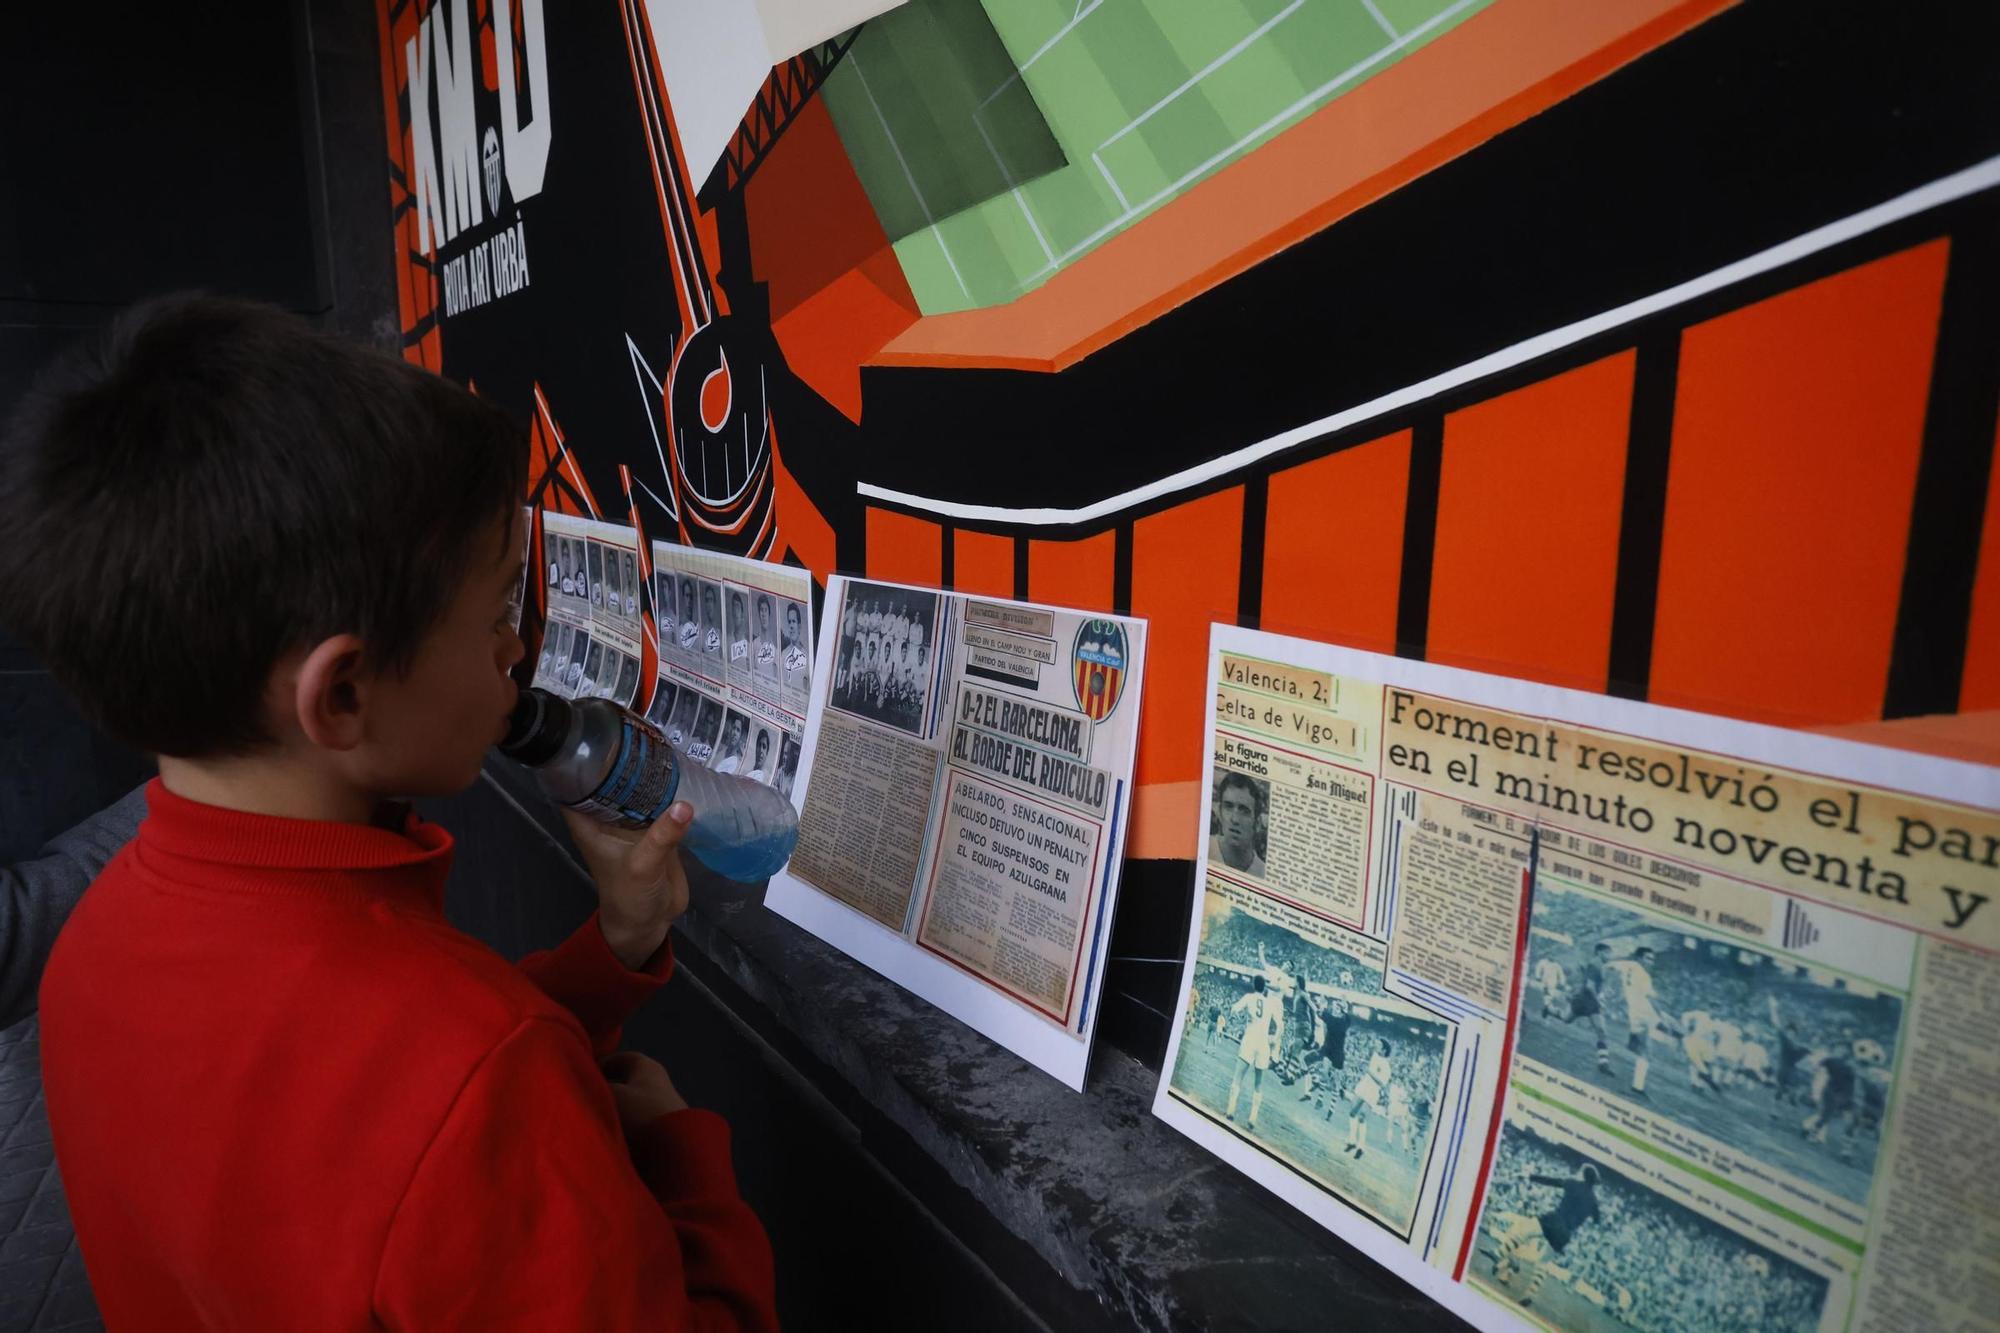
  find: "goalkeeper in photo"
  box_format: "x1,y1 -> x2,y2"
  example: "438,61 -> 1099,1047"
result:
1517,881 -> 1903,1207
1207,770 -> 1268,877
1474,1121 -> 1829,1333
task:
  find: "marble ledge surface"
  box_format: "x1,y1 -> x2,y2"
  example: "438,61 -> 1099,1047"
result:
672,891 -> 1469,1333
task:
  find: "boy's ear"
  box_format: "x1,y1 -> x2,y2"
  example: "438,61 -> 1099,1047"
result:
291,633 -> 370,751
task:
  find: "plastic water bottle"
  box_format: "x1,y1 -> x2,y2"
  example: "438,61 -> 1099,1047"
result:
499,687 -> 799,882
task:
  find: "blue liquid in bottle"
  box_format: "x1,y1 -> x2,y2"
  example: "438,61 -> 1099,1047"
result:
500,688 -> 799,883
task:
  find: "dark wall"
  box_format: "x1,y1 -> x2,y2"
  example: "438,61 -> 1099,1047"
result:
0,8 -> 322,312
0,0 -> 396,855
0,0 -> 399,396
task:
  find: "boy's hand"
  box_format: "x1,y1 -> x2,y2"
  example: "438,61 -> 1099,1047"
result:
600,1050 -> 689,1127
561,803 -> 694,970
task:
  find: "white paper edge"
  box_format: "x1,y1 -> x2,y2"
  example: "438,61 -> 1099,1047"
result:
1149,623 -> 1999,1333
766,573 -> 1147,1092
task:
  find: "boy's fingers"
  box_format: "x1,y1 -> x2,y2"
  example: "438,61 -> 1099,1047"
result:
628,802 -> 693,871
561,806 -> 639,850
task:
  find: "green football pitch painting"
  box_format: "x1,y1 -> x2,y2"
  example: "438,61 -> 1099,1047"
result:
821,0 -> 1497,315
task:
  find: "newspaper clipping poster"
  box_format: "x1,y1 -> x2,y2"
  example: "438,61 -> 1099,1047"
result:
532,513 -> 644,708
643,541 -> 810,797
1154,626 -> 2000,1333
768,576 -> 1147,1090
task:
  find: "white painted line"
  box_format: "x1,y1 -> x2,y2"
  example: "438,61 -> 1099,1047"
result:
980,0 -> 1106,109
1093,149 -> 1133,212
858,155 -> 2000,527
970,107 -> 1058,265
537,383 -> 602,519
625,331 -> 675,509
1361,0 -> 1399,39
620,0 -> 709,328
1004,0 -> 1482,298
632,475 -> 679,522
1012,185 -> 1059,267
848,46 -> 972,301
1097,1 -> 1307,155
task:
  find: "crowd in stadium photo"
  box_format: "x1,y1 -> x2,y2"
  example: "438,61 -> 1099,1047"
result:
1475,1124 -> 1828,1333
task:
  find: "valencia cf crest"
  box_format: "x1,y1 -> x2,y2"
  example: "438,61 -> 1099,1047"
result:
1072,620 -> 1127,721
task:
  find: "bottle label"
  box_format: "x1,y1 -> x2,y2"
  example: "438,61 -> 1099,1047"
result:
574,718 -> 681,826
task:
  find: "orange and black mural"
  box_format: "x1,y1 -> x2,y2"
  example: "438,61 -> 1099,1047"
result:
377,0 -> 1998,1054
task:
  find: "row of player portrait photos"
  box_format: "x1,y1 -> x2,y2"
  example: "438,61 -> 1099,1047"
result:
645,565 -> 809,799
538,531 -> 646,705
544,532 -> 645,636
536,533 -> 805,798
641,679 -> 800,798
1184,764 -> 1875,1333
534,618 -> 643,708
650,566 -> 812,704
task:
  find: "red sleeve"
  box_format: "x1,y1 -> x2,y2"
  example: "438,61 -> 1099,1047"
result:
374,1017 -> 777,1333
516,911 -> 673,1054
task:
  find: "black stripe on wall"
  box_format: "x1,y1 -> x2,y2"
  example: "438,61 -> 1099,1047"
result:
1238,474 -> 1267,629
1607,331 -> 1683,700
1884,205 -> 2000,716
1013,535 -> 1029,600
1112,524 -> 1134,616
1395,417 -> 1444,659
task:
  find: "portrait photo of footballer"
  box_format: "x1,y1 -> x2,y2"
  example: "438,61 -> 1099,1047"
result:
645,679 -> 678,731
1207,769 -> 1269,879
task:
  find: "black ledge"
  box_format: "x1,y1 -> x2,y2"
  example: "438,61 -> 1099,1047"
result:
434,760 -> 1470,1333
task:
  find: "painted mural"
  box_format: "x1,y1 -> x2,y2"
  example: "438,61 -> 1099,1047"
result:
375,0 -> 2000,879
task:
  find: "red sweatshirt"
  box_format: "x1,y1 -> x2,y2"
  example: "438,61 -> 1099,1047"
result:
39,779 -> 777,1331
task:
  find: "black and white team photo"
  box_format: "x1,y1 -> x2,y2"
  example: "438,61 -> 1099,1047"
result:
774,734 -> 801,799
713,710 -> 752,775
829,581 -> 940,738
751,592 -> 781,685
673,574 -> 701,660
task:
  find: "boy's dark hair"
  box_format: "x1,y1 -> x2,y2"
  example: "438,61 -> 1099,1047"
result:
0,295 -> 527,758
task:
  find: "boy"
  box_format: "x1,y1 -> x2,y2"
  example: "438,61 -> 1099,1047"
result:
0,296 -> 777,1330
